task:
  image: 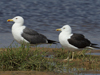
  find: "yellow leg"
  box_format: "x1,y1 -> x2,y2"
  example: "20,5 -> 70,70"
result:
64,52 -> 74,61
71,52 -> 74,60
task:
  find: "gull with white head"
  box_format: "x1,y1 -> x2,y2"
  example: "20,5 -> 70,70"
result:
56,25 -> 100,61
7,16 -> 58,46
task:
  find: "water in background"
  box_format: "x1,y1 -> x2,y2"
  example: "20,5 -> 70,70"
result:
0,0 -> 100,48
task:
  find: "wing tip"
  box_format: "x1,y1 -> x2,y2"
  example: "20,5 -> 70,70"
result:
47,39 -> 59,44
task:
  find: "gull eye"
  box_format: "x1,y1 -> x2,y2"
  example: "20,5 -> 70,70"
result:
16,18 -> 18,19
63,28 -> 65,29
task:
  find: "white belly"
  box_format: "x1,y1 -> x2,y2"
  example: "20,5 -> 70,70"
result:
59,33 -> 78,50
12,26 -> 29,44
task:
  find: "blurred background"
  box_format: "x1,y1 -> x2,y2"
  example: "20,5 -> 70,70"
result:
0,0 -> 100,48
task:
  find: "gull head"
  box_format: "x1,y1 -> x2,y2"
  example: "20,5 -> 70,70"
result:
7,16 -> 24,24
56,25 -> 72,33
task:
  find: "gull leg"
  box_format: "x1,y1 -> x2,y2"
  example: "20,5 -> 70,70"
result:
67,52 -> 74,61
71,52 -> 74,60
8,40 -> 15,47
64,51 -> 74,61
63,51 -> 70,61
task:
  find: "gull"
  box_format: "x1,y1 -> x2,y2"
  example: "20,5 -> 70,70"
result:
7,16 -> 58,47
56,25 -> 100,61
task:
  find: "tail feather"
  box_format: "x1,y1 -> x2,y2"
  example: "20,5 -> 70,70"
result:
91,43 -> 98,45
47,39 -> 59,44
91,46 -> 100,49
91,43 -> 100,49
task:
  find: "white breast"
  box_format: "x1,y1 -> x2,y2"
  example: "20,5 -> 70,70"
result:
12,24 -> 29,44
59,32 -> 78,50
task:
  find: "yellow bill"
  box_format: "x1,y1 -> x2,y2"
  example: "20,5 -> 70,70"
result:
56,29 -> 61,31
7,19 -> 13,22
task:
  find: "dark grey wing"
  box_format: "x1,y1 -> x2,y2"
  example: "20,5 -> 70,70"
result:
21,27 -> 47,44
68,33 -> 91,48
22,27 -> 39,35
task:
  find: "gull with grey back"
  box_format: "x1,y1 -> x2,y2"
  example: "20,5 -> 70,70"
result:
7,16 -> 58,46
